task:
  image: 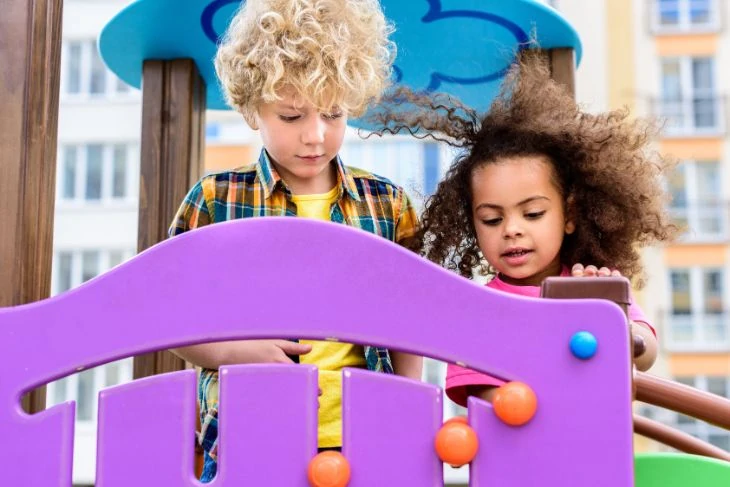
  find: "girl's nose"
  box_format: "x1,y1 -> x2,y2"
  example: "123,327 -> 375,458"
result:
503,218 -> 524,238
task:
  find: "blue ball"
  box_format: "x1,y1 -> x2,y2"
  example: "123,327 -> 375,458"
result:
570,331 -> 598,360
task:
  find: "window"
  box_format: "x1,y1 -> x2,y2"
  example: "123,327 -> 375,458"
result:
340,138 -> 439,210
62,147 -> 78,199
57,252 -> 74,294
52,249 -> 135,296
667,267 -> 728,350
48,249 -> 136,424
659,57 -> 721,135
85,145 -> 103,201
672,376 -> 730,451
668,161 -> 725,241
57,144 -> 137,204
112,145 -> 128,198
653,0 -> 720,32
61,40 -> 136,99
45,359 -> 134,423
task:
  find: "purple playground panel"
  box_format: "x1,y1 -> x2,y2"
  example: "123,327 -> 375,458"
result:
0,218 -> 633,486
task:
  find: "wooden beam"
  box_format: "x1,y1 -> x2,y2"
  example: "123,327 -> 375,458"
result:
0,0 -> 63,413
546,48 -> 576,98
134,59 -> 206,379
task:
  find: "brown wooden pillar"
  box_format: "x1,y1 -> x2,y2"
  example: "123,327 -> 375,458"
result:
545,48 -> 576,98
134,59 -> 206,379
0,0 -> 64,413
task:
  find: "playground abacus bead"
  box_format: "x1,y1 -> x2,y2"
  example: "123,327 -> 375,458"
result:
493,381 -> 538,426
434,418 -> 479,467
570,331 -> 598,360
307,451 -> 351,487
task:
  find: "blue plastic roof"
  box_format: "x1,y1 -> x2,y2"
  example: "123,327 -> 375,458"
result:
100,0 -> 581,125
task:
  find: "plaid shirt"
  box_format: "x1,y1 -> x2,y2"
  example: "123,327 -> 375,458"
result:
169,149 -> 418,463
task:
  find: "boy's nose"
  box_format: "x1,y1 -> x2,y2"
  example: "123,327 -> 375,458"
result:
301,117 -> 326,145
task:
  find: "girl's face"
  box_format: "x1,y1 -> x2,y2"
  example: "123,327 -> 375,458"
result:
470,155 -> 575,286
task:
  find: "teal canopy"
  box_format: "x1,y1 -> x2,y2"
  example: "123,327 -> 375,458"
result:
100,0 -> 581,125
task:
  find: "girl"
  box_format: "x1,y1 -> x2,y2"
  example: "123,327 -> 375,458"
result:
373,53 -> 676,406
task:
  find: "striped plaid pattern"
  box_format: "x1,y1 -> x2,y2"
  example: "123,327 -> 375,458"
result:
169,149 -> 418,471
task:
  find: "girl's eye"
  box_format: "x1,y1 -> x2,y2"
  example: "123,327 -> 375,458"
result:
279,115 -> 300,122
525,211 -> 546,220
481,218 -> 502,226
322,112 -> 343,120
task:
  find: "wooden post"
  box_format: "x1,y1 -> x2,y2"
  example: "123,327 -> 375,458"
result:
545,48 -> 576,98
134,59 -> 206,379
0,0 -> 64,413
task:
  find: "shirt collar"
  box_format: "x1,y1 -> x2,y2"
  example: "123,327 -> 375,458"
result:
256,149 -> 361,202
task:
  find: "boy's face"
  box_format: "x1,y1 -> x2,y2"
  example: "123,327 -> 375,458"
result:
251,88 -> 347,194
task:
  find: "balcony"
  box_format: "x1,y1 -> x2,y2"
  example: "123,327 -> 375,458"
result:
662,311 -> 730,352
648,0 -> 723,34
651,96 -> 726,137
670,201 -> 729,243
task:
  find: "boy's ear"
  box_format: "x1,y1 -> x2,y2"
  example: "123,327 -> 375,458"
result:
564,194 -> 576,235
243,111 -> 259,130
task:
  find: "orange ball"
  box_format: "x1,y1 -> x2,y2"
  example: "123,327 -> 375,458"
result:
492,381 -> 537,426
445,415 -> 469,425
434,420 -> 479,467
307,451 -> 351,487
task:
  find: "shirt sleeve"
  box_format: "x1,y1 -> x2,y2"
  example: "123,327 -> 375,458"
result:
628,295 -> 656,336
445,363 -> 506,408
168,179 -> 213,237
394,189 -> 419,247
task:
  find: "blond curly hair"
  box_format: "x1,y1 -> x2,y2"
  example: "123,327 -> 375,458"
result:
215,0 -> 395,122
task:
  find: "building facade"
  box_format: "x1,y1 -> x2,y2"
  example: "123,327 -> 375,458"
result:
557,0 -> 730,452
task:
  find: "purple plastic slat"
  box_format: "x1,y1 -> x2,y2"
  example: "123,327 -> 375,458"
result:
96,370 -> 198,486
0,218 -> 634,486
0,402 -> 75,486
342,368 -> 443,486
468,389 -> 632,487
214,364 -> 319,485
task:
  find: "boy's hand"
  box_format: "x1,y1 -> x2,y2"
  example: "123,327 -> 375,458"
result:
571,263 -> 621,277
229,339 -> 312,364
171,340 -> 312,369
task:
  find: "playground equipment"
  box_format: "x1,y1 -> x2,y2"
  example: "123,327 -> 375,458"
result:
1,218 -> 729,485
1,0 -> 729,485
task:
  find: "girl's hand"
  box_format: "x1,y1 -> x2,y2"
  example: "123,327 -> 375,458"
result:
571,263 -> 621,277
631,321 -> 658,371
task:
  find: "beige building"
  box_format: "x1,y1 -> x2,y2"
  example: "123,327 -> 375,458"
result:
557,0 -> 730,453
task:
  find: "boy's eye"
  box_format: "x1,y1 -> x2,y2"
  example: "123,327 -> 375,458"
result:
525,211 -> 546,220
322,111 -> 343,120
279,114 -> 300,122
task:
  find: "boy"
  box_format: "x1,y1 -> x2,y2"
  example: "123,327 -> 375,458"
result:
168,0 -> 422,481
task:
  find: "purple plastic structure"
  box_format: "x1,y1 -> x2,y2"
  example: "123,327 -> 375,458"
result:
0,218 -> 633,486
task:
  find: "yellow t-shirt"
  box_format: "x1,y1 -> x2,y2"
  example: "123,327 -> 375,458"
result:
290,187 -> 367,448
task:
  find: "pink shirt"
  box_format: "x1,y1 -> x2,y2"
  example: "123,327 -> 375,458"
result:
445,267 -> 653,407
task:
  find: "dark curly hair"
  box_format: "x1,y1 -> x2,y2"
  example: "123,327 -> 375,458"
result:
368,52 -> 676,286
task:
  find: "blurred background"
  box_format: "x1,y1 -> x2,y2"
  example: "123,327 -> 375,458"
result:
47,0 -> 728,484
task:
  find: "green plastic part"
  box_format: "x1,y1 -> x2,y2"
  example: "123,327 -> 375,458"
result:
635,453 -> 730,487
